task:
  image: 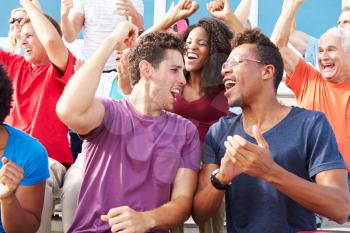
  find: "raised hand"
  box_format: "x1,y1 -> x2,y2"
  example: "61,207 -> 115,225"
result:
0,157 -> 24,200
111,21 -> 138,51
61,0 -> 74,16
217,154 -> 242,184
101,206 -> 152,233
168,0 -> 199,22
225,125 -> 275,179
206,0 -> 233,21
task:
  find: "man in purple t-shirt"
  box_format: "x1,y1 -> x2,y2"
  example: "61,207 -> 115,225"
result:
57,21 -> 201,233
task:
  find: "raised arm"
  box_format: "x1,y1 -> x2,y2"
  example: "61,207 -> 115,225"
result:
271,0 -> 303,75
234,0 -> 253,29
101,168 -> 198,231
56,21 -> 138,135
206,0 -> 245,33
60,0 -> 84,43
20,0 -> 69,72
143,0 -> 199,35
289,19 -> 312,55
31,0 -> 42,11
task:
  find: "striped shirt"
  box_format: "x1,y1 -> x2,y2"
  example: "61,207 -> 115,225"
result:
72,0 -> 144,70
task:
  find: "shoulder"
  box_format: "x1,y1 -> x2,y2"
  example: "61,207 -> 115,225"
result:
211,113 -> 240,132
165,111 -> 198,133
290,107 -> 325,122
6,125 -> 47,154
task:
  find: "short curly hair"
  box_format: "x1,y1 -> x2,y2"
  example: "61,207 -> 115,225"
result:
231,29 -> 284,92
182,18 -> 233,96
129,32 -> 184,85
0,65 -> 13,124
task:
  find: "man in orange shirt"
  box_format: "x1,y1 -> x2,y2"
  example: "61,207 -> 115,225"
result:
272,0 -> 350,177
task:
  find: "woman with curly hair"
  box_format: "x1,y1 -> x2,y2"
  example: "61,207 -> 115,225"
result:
173,17 -> 233,143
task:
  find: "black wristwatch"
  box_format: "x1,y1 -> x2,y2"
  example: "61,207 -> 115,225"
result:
210,169 -> 231,190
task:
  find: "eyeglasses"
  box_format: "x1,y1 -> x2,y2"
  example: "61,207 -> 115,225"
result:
9,17 -> 24,24
222,54 -> 262,70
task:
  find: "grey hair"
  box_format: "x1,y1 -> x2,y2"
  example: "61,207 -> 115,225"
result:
322,27 -> 350,51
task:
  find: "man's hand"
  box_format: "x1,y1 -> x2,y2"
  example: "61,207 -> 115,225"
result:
217,154 -> 242,184
225,125 -> 275,179
101,206 -> 153,233
111,21 -> 138,51
206,0 -> 234,21
0,157 -> 24,201
167,0 -> 199,22
61,0 -> 74,17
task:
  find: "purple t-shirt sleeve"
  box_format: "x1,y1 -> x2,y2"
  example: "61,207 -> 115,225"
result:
84,98 -> 121,140
179,123 -> 201,171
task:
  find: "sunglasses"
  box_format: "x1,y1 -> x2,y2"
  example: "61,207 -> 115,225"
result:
170,19 -> 188,33
9,17 -> 24,24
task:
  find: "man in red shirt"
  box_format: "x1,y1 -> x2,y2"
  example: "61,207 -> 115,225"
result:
0,0 -> 76,232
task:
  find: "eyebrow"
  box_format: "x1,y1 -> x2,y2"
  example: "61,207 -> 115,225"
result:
326,45 -> 338,50
171,65 -> 184,69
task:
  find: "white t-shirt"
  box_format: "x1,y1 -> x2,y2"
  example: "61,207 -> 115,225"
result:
72,0 -> 144,70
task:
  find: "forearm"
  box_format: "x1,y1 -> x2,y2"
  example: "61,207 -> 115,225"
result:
31,0 -> 42,11
271,1 -> 300,48
61,13 -> 79,42
234,0 -> 252,28
192,183 -> 225,224
143,196 -> 193,231
131,12 -> 144,30
142,12 -> 177,35
1,195 -> 40,233
266,164 -> 350,223
21,0 -> 62,46
223,12 -> 245,33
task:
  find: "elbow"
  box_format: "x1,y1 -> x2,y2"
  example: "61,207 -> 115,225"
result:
191,200 -> 210,225
192,212 -> 206,226
273,38 -> 289,49
56,98 -> 74,127
329,193 -> 350,224
60,27 -> 77,43
63,33 -> 76,43
332,210 -> 349,224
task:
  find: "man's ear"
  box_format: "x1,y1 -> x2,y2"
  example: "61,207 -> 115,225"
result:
139,60 -> 153,80
261,64 -> 275,81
